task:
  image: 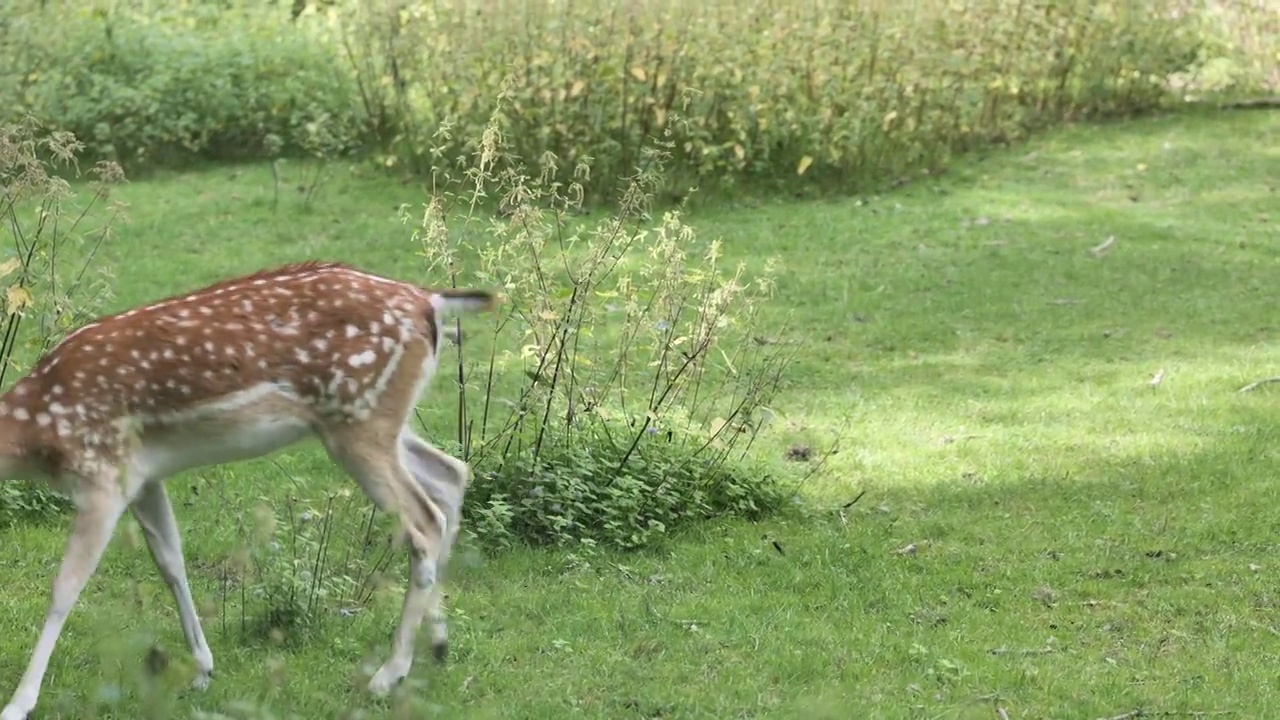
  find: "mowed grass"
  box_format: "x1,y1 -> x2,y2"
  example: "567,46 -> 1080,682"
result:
0,107 -> 1277,719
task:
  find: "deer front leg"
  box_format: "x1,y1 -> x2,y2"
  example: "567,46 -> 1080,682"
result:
129,480 -> 214,690
2,484 -> 127,720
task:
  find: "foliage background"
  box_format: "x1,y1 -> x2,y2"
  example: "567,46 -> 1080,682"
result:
0,0 -> 1274,196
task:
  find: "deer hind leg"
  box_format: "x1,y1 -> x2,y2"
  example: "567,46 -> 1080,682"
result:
2,475 -> 128,720
129,480 -> 214,690
399,430 -> 469,664
320,425 -> 454,696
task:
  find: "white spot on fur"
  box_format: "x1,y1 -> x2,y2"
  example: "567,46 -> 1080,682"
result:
348,350 -> 377,368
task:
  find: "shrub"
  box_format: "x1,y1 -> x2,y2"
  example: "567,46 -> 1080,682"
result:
0,1 -> 367,169
407,89 -> 801,552
0,116 -> 124,523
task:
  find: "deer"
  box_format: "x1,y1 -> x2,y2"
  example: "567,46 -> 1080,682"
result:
0,260 -> 499,720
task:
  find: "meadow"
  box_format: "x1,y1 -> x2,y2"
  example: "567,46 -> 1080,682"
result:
0,103 -> 1275,719
1,0 -> 1278,717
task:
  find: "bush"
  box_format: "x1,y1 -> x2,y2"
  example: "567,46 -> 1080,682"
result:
406,92 -> 802,552
0,1 -> 366,169
0,116 -> 124,523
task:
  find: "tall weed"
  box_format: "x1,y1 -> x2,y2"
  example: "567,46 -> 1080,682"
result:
406,86 -> 802,551
0,117 -> 124,521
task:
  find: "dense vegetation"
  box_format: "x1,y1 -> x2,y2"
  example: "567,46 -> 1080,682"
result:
1,0 -> 1274,196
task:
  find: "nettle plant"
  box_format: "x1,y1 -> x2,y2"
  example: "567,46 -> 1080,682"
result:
0,117 -> 123,523
408,90 -> 800,552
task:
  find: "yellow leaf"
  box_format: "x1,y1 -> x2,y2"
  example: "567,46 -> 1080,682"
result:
733,144 -> 745,161
709,417 -> 727,437
6,284 -> 31,315
0,257 -> 21,280
882,110 -> 898,132
796,155 -> 814,175
629,66 -> 647,82
569,80 -> 585,98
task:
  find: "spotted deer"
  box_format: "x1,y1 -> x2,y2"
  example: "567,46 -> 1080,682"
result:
0,261 -> 498,720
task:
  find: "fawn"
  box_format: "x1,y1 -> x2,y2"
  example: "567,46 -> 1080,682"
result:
0,261 -> 498,720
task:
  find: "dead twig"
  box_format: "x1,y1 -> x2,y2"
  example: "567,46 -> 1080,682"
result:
1096,709 -> 1235,720
1089,235 -> 1116,257
841,490 -> 866,509
988,646 -> 1055,656
1238,376 -> 1280,393
642,596 -> 708,629
939,433 -> 986,446
1246,619 -> 1280,637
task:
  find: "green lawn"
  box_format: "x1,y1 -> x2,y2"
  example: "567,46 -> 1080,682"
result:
1,107 -> 1277,719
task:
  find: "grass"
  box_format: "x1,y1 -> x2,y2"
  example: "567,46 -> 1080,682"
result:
1,105 -> 1278,719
